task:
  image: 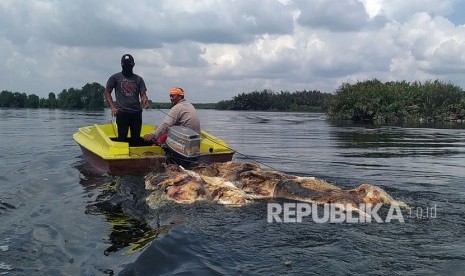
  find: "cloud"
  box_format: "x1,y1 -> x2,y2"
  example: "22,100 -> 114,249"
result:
296,0 -> 370,32
1,0 -> 465,102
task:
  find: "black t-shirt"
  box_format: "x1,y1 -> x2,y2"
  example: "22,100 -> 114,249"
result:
106,72 -> 147,113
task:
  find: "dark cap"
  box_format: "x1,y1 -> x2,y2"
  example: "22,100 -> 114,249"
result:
121,54 -> 135,65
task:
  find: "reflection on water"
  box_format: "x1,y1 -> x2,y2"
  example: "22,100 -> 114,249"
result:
330,124 -> 465,158
75,161 -> 181,256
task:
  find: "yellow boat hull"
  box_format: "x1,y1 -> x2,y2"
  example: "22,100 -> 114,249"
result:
73,123 -> 234,174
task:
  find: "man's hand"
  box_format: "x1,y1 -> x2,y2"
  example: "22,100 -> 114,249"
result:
110,107 -> 118,116
142,98 -> 149,109
141,93 -> 149,109
143,133 -> 154,142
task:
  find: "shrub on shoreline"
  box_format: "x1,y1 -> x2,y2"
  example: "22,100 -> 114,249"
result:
327,79 -> 465,123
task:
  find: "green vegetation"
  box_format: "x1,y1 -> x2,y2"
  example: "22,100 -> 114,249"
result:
0,82 -> 216,111
147,102 -> 171,109
216,89 -> 331,112
149,102 -> 216,109
1,82 -> 105,110
2,79 -> 465,123
327,79 -> 465,123
192,103 -> 217,109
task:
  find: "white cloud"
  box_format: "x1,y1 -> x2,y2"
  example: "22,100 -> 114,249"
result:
359,0 -> 383,18
1,0 -> 465,102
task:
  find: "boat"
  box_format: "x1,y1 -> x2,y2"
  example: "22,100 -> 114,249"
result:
73,123 -> 234,175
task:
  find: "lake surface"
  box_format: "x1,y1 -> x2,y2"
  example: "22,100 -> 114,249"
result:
1,108 -> 464,275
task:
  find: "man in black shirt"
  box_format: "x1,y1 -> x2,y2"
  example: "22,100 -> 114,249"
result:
104,54 -> 149,144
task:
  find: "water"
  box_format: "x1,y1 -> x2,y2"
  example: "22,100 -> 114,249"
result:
1,108 -> 465,275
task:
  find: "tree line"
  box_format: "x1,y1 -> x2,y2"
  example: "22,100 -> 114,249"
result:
216,79 -> 465,123
2,79 -> 465,123
216,89 -> 332,112
0,82 -> 215,110
327,79 -> 465,123
0,82 -> 105,109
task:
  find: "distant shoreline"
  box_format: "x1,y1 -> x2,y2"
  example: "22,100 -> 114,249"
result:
3,79 -> 465,123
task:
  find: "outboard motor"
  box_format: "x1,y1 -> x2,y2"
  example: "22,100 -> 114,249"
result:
164,126 -> 200,167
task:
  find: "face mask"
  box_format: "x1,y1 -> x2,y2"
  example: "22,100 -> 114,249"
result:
121,64 -> 134,77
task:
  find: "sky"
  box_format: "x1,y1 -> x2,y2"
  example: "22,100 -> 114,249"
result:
1,0 -> 465,103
